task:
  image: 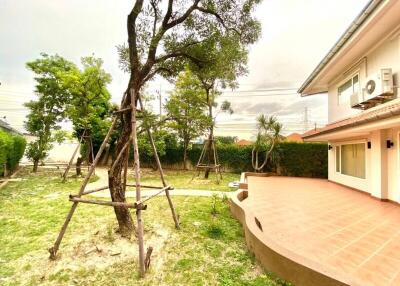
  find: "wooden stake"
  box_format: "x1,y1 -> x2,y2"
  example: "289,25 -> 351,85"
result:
123,145 -> 130,193
131,90 -> 146,278
69,197 -> 144,209
145,246 -> 153,271
49,117 -> 117,260
110,138 -> 132,173
193,136 -> 222,183
62,131 -> 85,182
70,185 -> 109,196
138,96 -> 180,229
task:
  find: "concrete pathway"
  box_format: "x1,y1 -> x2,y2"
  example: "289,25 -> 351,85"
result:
86,167 -> 233,198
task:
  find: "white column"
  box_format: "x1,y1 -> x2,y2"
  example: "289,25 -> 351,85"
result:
369,129 -> 388,199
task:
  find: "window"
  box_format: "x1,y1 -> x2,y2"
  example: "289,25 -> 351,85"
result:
338,74 -> 359,105
335,143 -> 365,179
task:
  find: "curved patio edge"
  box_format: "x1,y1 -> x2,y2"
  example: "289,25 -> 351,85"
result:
229,188 -> 354,286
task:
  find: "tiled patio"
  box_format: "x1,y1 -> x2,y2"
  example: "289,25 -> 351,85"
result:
230,176 -> 400,286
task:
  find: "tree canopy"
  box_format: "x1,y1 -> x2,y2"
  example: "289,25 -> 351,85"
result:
24,54 -> 76,171
62,56 -> 114,161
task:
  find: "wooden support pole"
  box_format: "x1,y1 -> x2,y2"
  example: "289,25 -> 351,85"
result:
123,145 -> 130,193
69,197 -> 145,209
90,136 -> 95,175
212,139 -> 220,184
136,186 -> 172,205
131,90 -> 146,278
110,138 -> 131,173
113,106 -> 132,114
62,131 -> 85,182
49,117 -> 117,260
138,96 -> 180,230
113,106 -> 144,114
70,185 -> 109,197
125,184 -> 164,189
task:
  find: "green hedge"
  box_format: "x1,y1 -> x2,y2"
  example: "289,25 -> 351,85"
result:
276,142 -> 328,178
0,131 -> 27,176
137,141 -> 328,178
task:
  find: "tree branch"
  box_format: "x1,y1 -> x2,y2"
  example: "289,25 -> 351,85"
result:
195,6 -> 241,35
162,0 -> 174,28
142,67 -> 174,83
165,0 -> 200,30
150,0 -> 158,37
127,1 -> 144,76
140,0 -> 200,81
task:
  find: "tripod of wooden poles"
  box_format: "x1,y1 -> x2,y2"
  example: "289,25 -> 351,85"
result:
191,136 -> 222,184
49,91 -> 180,278
61,129 -> 95,182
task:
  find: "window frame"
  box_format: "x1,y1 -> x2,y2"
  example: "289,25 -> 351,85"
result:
334,141 -> 366,179
337,73 -> 360,105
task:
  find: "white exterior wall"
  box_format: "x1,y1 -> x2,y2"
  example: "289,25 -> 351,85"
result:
387,127 -> 400,202
328,36 -> 400,123
325,34 -> 400,203
328,127 -> 400,203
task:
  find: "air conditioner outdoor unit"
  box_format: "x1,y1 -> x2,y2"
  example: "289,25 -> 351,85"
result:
351,68 -> 394,109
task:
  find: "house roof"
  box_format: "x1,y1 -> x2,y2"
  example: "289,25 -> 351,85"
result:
0,119 -> 23,135
303,101 -> 400,139
285,133 -> 303,142
298,0 -> 400,96
237,139 -> 252,146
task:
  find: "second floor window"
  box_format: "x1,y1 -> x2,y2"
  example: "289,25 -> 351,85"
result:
338,74 -> 359,105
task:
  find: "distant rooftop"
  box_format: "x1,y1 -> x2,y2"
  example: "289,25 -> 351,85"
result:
0,119 -> 23,135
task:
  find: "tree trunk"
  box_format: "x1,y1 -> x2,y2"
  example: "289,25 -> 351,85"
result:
33,159 -> 39,173
108,87 -> 136,238
204,132 -> 212,179
76,157 -> 83,176
204,93 -> 213,179
183,140 -> 188,170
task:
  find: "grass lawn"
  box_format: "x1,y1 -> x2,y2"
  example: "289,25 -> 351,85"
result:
0,168 -> 289,286
131,168 -> 240,192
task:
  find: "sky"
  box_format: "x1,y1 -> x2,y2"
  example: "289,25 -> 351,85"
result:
0,0 -> 369,139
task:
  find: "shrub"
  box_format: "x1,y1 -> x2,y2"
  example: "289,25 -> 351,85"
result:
0,131 -> 27,176
276,142 -> 328,178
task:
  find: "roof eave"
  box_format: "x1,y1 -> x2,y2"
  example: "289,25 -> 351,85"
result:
298,0 -> 383,95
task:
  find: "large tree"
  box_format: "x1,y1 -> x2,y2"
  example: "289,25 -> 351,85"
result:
111,0 -> 262,238
166,68 -> 210,169
25,54 -> 76,172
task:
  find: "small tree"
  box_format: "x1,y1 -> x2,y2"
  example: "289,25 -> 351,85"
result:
25,54 -> 75,172
188,33 -> 251,178
252,115 -> 284,172
63,56 -> 113,171
166,69 -> 211,169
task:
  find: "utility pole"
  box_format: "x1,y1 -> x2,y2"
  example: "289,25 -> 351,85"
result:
157,85 -> 162,117
303,107 -> 309,133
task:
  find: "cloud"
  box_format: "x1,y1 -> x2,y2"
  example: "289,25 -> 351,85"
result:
235,101 -> 285,115
0,0 -> 368,137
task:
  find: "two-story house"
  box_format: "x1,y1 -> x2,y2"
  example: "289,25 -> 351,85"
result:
299,0 -> 400,203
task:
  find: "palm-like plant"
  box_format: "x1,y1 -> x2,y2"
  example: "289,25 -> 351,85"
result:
251,115 -> 284,172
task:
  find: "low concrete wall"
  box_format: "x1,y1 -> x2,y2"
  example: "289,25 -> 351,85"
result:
229,179 -> 353,286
